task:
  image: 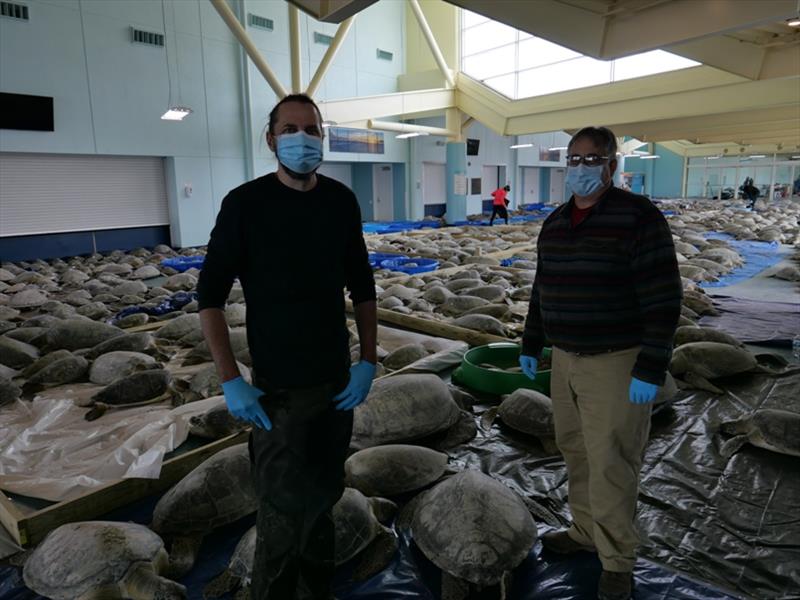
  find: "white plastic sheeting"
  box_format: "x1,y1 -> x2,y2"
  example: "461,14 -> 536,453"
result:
0,396 -> 223,502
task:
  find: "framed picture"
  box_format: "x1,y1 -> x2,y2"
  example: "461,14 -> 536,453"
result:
329,127 -> 384,154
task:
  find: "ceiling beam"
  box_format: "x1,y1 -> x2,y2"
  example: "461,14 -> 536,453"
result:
686,129 -> 800,145
669,36 -> 800,80
316,88 -> 456,126
447,0 -> 797,59
285,0 -> 379,23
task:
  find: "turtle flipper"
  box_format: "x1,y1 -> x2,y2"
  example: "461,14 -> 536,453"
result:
85,402 -> 109,421
441,572 -> 470,600
395,489 -> 428,530
166,534 -> 203,578
203,569 -> 239,599
368,497 -> 398,523
522,495 -> 568,529
684,372 -> 724,394
720,435 -> 749,459
480,407 -> 499,432
434,410 -> 477,451
233,587 -> 252,600
352,525 -> 397,581
538,436 -> 560,456
121,562 -> 187,600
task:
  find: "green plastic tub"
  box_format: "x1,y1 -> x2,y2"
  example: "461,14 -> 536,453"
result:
451,343 -> 551,396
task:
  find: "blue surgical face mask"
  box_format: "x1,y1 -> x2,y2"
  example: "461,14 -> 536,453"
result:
276,131 -> 323,174
567,163 -> 606,197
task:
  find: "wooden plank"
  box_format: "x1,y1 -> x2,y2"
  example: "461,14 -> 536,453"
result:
4,431 -> 248,547
0,491 -> 26,547
346,300 -> 507,346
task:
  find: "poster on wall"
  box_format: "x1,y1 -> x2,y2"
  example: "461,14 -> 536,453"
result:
539,148 -> 561,162
329,127 -> 385,154
453,174 -> 468,195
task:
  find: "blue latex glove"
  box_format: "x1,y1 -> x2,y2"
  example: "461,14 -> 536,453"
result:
221,376 -> 272,430
519,355 -> 538,380
629,377 -> 658,404
333,361 -> 376,411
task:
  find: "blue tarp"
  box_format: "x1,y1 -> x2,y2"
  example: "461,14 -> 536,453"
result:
363,221 -> 442,234
699,232 -> 783,288
108,291 -> 198,325
161,256 -> 204,272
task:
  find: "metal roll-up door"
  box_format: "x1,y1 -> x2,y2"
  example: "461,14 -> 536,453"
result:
0,153 -> 169,237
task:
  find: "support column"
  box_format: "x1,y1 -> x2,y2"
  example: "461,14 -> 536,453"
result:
769,153 -> 777,201
446,141 -> 467,224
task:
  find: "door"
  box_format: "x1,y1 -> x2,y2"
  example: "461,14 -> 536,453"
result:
372,164 -> 394,221
422,162 -> 446,216
550,168 -> 566,203
522,167 -> 540,204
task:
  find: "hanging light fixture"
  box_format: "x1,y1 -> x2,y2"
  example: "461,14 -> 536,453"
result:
161,0 -> 192,121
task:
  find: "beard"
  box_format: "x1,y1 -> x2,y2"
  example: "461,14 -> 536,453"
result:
280,161 -> 316,181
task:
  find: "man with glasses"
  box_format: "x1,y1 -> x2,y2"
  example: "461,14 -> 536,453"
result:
518,127 -> 682,600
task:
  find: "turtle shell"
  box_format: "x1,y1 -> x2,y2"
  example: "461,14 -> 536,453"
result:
498,389 -> 554,437
152,443 -> 257,535
670,341 -> 756,379
345,444 -> 448,497
23,521 -> 166,599
333,488 -> 380,565
411,470 -> 536,586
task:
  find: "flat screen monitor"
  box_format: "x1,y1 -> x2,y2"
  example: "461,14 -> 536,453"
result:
466,138 -> 480,156
0,92 -> 54,131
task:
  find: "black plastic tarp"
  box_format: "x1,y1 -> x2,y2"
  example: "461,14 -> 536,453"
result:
698,296 -> 800,346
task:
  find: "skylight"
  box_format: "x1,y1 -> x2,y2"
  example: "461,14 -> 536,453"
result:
461,9 -> 701,99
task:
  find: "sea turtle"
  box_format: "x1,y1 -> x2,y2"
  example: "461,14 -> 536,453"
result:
9,288 -> 48,309
481,389 -> 558,454
151,443 -> 258,577
172,361 -> 251,403
88,351 -> 160,385
350,374 -> 476,450
673,326 -> 744,348
86,332 -> 169,362
441,295 -> 490,316
188,398 -> 248,439
0,335 -> 39,368
204,488 -> 397,599
382,343 -> 430,370
345,444 -> 450,497
0,377 -> 22,406
402,470 -> 539,599
39,319 -> 124,352
22,353 -> 89,394
80,369 -> 174,421
182,328 -> 249,366
719,409 -> 800,459
452,314 -> 507,336
669,341 -> 763,393
22,521 -> 186,600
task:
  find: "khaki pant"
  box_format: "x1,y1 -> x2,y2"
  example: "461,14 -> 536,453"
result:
550,346 -> 651,572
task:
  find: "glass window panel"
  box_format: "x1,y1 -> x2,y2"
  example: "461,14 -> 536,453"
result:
518,37 -> 581,70
613,50 -> 699,82
462,21 -> 518,56
463,44 -> 517,81
462,9 -> 489,29
517,57 -> 612,98
774,165 -> 792,199
483,73 -> 516,99
686,168 -> 705,198
720,167 -> 737,188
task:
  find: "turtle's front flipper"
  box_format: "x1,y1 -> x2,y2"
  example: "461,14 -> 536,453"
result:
203,569 -> 239,599
480,407 -> 499,432
122,562 -> 187,600
522,495 -> 568,529
369,497 -> 398,523
538,436 -> 560,456
166,534 -> 203,578
684,372 -> 724,394
441,573 -> 470,600
352,525 -> 397,581
720,435 -> 749,459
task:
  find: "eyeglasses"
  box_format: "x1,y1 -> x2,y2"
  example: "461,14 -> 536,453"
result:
566,154 -> 609,167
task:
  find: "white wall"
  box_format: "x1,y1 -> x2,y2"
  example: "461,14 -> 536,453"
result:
0,0 -> 406,247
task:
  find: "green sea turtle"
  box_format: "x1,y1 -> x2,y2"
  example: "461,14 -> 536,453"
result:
22,521 -> 186,600
151,443 -> 257,577
86,331 -> 171,361
481,389 -> 558,454
204,488 -> 397,599
80,369 -> 174,421
0,335 -> 39,368
669,341 -> 764,393
0,377 -> 22,406
22,353 -> 88,394
382,343 -> 430,370
673,326 -> 744,348
172,361 -> 251,403
452,314 -> 507,336
182,328 -> 249,366
345,444 -> 450,497
719,409 -> 800,459
402,470 -> 539,599
39,319 -> 124,352
88,351 -> 159,385
188,399 -> 248,439
350,374 -> 476,450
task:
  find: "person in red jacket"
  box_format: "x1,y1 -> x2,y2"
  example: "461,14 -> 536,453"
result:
489,184 -> 510,225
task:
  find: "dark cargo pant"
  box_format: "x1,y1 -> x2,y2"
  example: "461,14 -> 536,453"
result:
248,377 -> 353,600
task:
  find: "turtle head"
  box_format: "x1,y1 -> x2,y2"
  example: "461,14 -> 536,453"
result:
719,417 -> 747,436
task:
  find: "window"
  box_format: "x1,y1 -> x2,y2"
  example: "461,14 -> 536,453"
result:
461,9 -> 700,99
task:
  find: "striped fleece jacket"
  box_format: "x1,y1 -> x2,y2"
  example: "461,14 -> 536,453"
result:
522,186 -> 682,385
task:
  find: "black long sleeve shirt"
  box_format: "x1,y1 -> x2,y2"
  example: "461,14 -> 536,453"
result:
197,173 -> 375,389
522,186 -> 682,385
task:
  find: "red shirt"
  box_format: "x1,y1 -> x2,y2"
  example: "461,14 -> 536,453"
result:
571,203 -> 593,227
491,188 -> 507,206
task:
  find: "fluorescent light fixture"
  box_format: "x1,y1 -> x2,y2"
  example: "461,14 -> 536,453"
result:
639,155 -> 660,160
548,146 -> 568,151
510,143 -> 534,149
632,150 -> 650,155
786,16 -> 800,26
321,120 -> 337,128
622,154 -> 639,158
791,155 -> 800,159
161,106 -> 192,121
749,154 -> 767,158
706,156 -> 720,160
395,132 -> 429,139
